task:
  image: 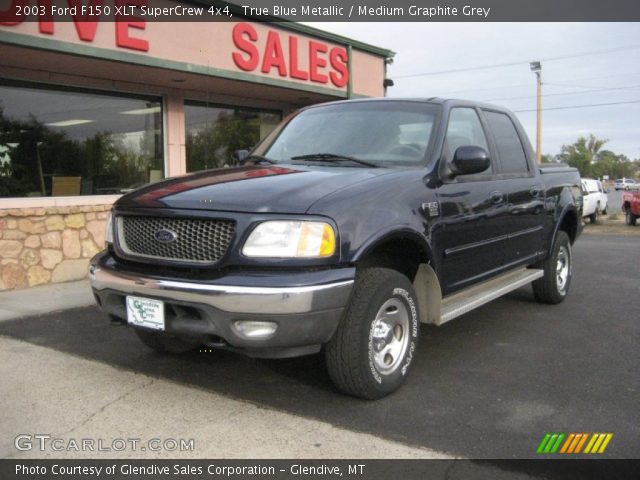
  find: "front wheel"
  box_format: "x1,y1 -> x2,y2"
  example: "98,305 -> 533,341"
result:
325,268 -> 420,400
626,210 -> 637,226
589,207 -> 600,224
533,231 -> 572,304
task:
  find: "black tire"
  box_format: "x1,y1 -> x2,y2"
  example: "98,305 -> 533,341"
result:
532,231 -> 572,304
589,207 -> 599,224
602,206 -> 607,215
325,268 -> 420,400
134,328 -> 199,354
626,210 -> 637,226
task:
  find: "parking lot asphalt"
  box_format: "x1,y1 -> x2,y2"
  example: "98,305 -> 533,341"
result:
0,233 -> 638,459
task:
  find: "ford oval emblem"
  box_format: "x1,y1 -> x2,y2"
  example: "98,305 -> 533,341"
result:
154,229 -> 177,243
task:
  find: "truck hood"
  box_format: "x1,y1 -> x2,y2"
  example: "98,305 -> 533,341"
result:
116,165 -> 392,213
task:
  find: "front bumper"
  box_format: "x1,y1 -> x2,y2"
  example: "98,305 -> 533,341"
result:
89,251 -> 355,357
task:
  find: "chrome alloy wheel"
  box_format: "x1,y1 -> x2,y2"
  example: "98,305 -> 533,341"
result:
370,298 -> 410,375
556,244 -> 571,293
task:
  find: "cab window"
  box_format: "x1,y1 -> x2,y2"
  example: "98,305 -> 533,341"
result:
483,110 -> 529,175
444,108 -> 490,162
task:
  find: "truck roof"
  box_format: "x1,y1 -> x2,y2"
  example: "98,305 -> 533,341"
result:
303,97 -> 514,114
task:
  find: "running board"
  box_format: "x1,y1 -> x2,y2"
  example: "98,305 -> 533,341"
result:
438,268 -> 543,325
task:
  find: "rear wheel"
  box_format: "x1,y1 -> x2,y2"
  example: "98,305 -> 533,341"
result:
533,231 -> 572,304
134,328 -> 199,354
626,210 -> 637,226
325,268 -> 419,400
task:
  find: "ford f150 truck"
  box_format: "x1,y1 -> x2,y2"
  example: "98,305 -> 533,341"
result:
90,98 -> 583,399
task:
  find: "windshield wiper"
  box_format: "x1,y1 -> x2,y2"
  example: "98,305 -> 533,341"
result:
290,153 -> 379,168
244,154 -> 276,165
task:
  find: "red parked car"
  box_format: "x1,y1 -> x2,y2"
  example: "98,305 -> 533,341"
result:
622,191 -> 640,226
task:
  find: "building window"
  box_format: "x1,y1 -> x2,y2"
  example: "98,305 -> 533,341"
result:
0,82 -> 163,198
185,102 -> 281,172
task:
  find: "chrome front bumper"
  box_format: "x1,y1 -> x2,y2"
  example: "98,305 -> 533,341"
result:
89,263 -> 354,315
89,252 -> 355,356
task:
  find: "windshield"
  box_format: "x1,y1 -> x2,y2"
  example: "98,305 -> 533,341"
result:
256,101 -> 439,168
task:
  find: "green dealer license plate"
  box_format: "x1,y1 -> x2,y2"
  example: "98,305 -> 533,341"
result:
126,296 -> 165,331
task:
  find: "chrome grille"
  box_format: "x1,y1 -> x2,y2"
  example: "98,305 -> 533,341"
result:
117,216 -> 235,264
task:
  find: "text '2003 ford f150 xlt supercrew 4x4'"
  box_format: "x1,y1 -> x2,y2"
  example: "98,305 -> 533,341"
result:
90,98 -> 583,399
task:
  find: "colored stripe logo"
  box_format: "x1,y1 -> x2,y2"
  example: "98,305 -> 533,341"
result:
537,433 -> 613,454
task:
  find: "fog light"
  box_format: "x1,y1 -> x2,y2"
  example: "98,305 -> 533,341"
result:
233,320 -> 278,339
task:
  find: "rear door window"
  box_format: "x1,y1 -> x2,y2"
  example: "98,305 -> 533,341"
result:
483,111 -> 530,175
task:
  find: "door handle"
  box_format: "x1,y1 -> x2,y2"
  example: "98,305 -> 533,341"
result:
490,191 -> 504,204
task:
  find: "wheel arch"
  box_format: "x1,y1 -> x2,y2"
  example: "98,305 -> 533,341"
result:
548,205 -> 579,256
353,229 -> 433,275
352,229 -> 441,325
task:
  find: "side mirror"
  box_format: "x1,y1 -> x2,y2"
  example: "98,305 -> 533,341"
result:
232,149 -> 249,165
450,146 -> 491,176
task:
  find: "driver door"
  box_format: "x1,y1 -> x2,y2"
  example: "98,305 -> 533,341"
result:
432,107 -> 509,295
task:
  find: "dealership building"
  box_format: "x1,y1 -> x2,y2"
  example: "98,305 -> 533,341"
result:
0,3 -> 392,290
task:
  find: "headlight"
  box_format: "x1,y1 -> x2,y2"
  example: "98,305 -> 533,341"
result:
104,212 -> 113,245
242,221 -> 336,258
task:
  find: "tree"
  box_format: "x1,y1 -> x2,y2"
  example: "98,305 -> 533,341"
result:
558,134 -> 608,177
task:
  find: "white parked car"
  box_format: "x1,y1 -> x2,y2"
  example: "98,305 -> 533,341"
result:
581,178 -> 608,223
614,178 -> 639,191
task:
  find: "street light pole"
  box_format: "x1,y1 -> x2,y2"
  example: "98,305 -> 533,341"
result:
530,61 -> 542,164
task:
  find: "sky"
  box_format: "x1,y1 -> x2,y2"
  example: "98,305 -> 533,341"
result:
306,22 -> 640,160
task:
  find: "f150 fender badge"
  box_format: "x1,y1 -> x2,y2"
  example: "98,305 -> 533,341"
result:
155,229 -> 178,243
422,202 -> 440,217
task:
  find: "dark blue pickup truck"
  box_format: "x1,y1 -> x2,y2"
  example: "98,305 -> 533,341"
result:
90,98 -> 582,399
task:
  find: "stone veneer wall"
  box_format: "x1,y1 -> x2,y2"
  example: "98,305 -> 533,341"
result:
0,205 -> 110,291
